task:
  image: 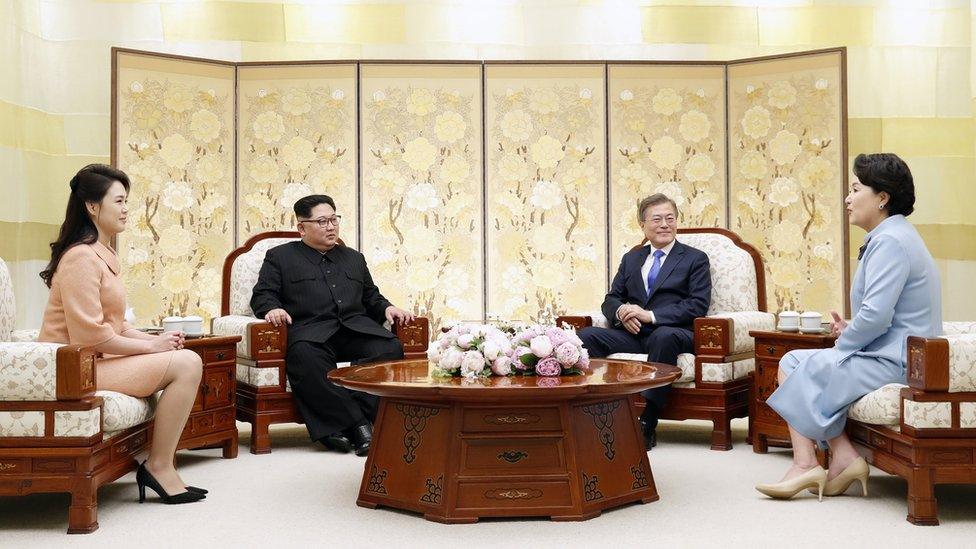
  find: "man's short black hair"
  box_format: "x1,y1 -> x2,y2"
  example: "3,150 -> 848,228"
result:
294,194 -> 337,219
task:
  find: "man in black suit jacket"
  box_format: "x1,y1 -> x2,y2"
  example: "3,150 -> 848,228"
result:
250,195 -> 414,456
579,193 -> 711,449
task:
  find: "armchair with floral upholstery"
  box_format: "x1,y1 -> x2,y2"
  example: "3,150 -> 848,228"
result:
845,321 -> 976,525
0,258 -> 156,534
212,232 -> 429,454
557,228 -> 775,450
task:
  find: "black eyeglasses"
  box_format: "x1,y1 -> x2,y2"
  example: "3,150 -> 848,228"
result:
298,215 -> 342,228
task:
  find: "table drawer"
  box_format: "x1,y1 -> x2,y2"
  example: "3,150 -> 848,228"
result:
0,458 -> 30,475
203,346 -> 235,365
756,342 -> 790,359
460,437 -> 565,474
455,480 -> 572,511
461,407 -> 562,433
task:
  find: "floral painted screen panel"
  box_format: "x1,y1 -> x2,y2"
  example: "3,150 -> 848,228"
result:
484,64 -> 608,323
728,51 -> 846,315
359,64 -> 484,332
608,64 -> 727,259
115,52 -> 236,326
237,64 -> 358,244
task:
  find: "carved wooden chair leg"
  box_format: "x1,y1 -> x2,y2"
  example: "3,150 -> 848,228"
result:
907,466 -> 939,526
223,429 -> 239,458
67,478 -> 98,534
250,416 -> 273,455
709,412 -> 733,451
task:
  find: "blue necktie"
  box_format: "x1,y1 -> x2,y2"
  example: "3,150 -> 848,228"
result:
646,249 -> 665,297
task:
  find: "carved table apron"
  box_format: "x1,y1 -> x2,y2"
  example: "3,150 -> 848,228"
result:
329,358 -> 679,523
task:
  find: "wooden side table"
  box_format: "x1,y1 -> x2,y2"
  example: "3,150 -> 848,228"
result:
179,335 -> 241,458
749,330 -> 836,454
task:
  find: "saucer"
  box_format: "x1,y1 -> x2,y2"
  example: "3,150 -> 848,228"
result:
776,325 -> 799,333
799,327 -> 828,334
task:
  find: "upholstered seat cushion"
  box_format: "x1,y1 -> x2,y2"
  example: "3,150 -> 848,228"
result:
99,390 -> 156,437
848,383 -> 904,425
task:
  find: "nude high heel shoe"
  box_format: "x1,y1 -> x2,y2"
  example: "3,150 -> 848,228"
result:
755,465 -> 827,501
822,457 -> 869,497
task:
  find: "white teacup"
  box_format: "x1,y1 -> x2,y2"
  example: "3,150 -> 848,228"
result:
777,311 -> 799,332
800,311 -> 824,332
183,315 -> 204,336
162,316 -> 184,333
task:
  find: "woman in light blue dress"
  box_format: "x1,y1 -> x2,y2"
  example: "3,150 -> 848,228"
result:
756,153 -> 942,500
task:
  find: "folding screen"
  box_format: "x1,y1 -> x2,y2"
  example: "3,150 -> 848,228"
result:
113,51 -> 236,325
608,64 -> 728,259
484,64 -> 608,323
728,51 -> 847,315
113,48 -> 847,327
237,63 -> 358,244
359,63 -> 484,332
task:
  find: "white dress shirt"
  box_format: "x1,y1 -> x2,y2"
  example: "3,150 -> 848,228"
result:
616,239 -> 676,326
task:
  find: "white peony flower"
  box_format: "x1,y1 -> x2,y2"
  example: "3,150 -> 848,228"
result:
159,134 -> 194,169
683,154 -> 715,182
579,87 -> 592,100
161,184 -> 195,212
280,136 -> 316,172
279,182 -> 313,210
130,81 -> 143,93
372,90 -> 386,102
768,177 -> 799,208
482,340 -> 501,361
460,350 -> 486,377
768,130 -> 802,165
648,136 -> 683,170
767,80 -> 797,109
405,182 -> 439,212
440,348 -> 463,370
530,135 -> 565,169
654,181 -> 685,207
815,78 -> 829,90
491,356 -> 513,376
401,137 -> 437,172
741,106 -> 771,139
652,88 -> 683,116
679,110 -> 711,143
529,179 -> 562,210
434,111 -> 466,143
619,89 -> 634,101
529,335 -> 554,358
189,109 -> 221,143
500,109 -> 533,142
331,89 -> 345,101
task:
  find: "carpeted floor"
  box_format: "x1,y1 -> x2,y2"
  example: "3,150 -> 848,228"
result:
2,419 -> 974,547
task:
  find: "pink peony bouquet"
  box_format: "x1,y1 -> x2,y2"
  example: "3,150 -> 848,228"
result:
429,324 -> 515,378
508,324 -> 590,377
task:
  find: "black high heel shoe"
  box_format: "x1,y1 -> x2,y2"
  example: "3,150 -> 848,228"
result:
136,463 -> 206,504
186,486 -> 208,495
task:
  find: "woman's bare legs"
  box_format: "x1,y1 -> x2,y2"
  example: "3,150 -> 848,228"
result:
145,349 -> 202,495
825,430 -> 861,480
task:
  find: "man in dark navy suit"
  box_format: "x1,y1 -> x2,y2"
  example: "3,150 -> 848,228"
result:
250,195 -> 414,456
579,193 -> 711,449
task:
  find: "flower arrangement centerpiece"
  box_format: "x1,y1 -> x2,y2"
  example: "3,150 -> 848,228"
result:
429,324 -> 515,378
509,324 -> 590,377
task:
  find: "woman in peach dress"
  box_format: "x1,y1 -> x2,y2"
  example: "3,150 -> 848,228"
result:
39,164 -> 206,504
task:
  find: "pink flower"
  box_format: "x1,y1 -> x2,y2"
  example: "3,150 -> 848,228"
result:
511,346 -> 533,370
545,327 -> 571,347
554,341 -> 581,366
536,376 -> 561,387
535,356 -> 561,377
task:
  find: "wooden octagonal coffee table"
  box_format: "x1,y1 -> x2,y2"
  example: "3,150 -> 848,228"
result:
328,358 -> 680,523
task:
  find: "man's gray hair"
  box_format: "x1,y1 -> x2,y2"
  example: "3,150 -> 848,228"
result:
638,193 -> 679,222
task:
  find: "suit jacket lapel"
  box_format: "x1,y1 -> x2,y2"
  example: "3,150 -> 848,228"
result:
645,242 -> 685,304
629,246 -> 651,302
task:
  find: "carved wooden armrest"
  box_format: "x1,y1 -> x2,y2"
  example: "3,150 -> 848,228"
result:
907,336 -> 949,392
249,321 -> 287,361
392,317 -> 430,358
555,316 -> 593,330
694,317 -> 733,357
58,344 -> 98,400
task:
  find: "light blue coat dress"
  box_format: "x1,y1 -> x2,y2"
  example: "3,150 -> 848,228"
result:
767,215 -> 942,442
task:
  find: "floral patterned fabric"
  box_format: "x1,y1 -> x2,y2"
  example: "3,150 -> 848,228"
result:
236,361 -> 280,388
10,329 -> 40,342
903,400 -> 952,429
54,409 -> 100,437
229,238 -> 299,317
943,321 -> 976,336
99,390 -> 156,435
960,402 -> 976,429
213,314 -> 264,358
946,333 -> 976,393
0,411 -> 45,437
848,383 -> 904,425
0,342 -> 61,401
0,258 -> 14,341
701,358 -> 755,383
680,233 -> 759,315
708,311 -> 775,354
